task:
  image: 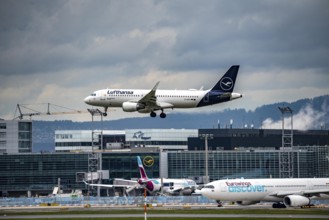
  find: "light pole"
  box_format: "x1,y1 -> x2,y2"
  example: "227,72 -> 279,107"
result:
199,133 -> 213,184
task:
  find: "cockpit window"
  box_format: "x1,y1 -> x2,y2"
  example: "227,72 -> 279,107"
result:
91,93 -> 96,96
204,185 -> 215,189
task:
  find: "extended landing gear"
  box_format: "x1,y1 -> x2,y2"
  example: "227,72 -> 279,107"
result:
272,202 -> 286,208
103,107 -> 108,116
160,112 -> 166,118
216,200 -> 223,207
150,111 -> 167,118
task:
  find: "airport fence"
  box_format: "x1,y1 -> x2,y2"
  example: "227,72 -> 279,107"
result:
0,196 -> 216,207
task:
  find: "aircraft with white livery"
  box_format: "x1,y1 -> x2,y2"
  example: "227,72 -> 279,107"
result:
84,156 -> 198,196
84,65 -> 242,118
201,178 -> 329,208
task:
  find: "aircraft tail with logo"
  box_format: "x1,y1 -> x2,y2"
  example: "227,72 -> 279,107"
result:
197,65 -> 242,107
211,65 -> 239,93
137,156 -> 148,180
137,156 -> 161,193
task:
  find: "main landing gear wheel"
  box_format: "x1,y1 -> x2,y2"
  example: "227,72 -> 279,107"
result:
150,112 -> 156,117
272,202 -> 286,208
160,112 -> 166,118
216,200 -> 223,207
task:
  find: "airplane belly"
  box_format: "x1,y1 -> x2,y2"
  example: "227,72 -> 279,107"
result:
218,192 -> 267,202
164,99 -> 199,108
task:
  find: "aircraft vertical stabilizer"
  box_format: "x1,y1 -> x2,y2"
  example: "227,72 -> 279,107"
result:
137,156 -> 148,179
211,65 -> 239,93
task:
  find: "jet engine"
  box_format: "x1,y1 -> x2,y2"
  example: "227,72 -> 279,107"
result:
283,195 -> 310,207
122,102 -> 145,112
236,201 -> 259,206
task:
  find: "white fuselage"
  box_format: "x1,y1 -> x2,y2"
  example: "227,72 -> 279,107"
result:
84,89 -> 208,109
160,178 -> 198,195
84,65 -> 242,117
201,178 -> 329,202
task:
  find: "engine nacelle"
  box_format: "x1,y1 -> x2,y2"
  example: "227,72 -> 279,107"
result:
236,201 -> 259,206
122,102 -> 145,112
283,195 -> 310,207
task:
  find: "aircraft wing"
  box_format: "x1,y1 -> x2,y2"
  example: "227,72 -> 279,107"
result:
165,187 -> 184,194
83,180 -> 139,189
271,188 -> 329,197
136,82 -> 173,110
138,81 -> 160,108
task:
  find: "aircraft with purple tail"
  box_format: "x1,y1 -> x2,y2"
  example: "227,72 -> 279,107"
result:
84,156 -> 198,195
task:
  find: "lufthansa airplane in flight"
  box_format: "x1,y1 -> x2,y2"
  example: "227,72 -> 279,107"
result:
84,65 -> 242,118
201,178 -> 329,208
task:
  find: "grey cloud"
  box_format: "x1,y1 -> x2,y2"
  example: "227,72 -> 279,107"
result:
159,0 -> 329,72
0,0 -> 328,121
1,0 -> 329,77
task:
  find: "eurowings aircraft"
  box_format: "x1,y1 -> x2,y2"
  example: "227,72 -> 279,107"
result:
84,65 -> 242,118
84,156 -> 198,195
201,178 -> 329,208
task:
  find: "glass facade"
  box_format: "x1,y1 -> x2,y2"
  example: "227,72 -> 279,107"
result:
101,152 -> 160,180
167,147 -> 329,181
55,130 -> 94,152
0,153 -> 88,196
55,130 -> 125,152
0,152 -> 160,197
0,146 -> 328,197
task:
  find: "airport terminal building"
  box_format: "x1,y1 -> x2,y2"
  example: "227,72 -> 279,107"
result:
1,125 -> 329,197
55,129 -> 198,152
1,146 -> 329,197
0,120 -> 32,154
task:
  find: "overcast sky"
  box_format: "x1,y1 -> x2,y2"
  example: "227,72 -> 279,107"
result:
0,0 -> 328,121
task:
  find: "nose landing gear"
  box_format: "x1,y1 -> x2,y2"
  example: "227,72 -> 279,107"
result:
103,107 -> 108,116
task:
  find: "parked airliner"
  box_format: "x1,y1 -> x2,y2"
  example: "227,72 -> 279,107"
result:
84,65 -> 242,118
201,178 -> 329,208
84,156 -> 198,195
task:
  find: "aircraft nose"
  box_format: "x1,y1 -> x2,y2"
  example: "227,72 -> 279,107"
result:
84,96 -> 91,104
200,186 -> 213,198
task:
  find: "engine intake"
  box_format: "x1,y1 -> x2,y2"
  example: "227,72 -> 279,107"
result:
283,195 -> 310,207
122,102 -> 145,112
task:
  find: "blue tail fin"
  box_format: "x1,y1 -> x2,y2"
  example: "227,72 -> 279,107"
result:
211,65 -> 239,93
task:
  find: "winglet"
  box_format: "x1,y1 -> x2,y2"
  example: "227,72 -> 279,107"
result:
137,156 -> 148,179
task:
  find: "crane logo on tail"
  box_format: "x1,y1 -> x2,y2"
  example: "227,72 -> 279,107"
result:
220,77 -> 234,91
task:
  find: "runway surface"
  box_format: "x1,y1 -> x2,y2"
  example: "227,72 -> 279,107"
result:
1,213 -> 329,219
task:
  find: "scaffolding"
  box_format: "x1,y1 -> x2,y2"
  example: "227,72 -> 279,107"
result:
87,109 -> 103,196
278,106 -> 294,178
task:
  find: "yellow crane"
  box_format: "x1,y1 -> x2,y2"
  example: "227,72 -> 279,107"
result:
14,103 -> 89,120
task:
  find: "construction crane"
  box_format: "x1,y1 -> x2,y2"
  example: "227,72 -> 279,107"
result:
14,103 -> 90,120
